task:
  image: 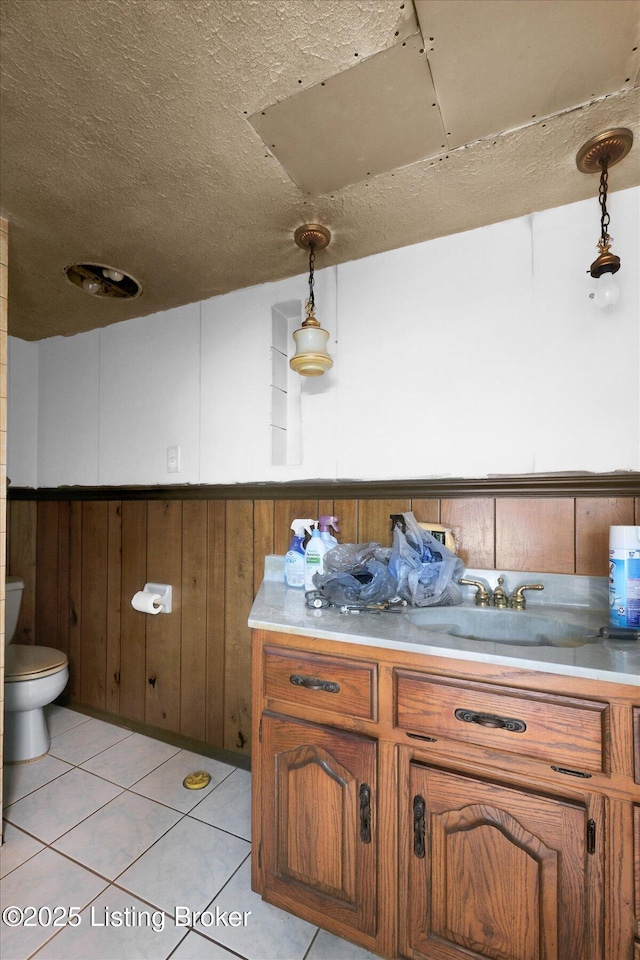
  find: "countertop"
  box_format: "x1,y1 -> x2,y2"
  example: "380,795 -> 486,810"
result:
249,557 -> 640,687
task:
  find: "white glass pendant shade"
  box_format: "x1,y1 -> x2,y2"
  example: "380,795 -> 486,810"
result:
290,323 -> 332,377
593,271 -> 621,309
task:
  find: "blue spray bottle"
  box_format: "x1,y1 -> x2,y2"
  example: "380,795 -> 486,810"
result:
284,519 -> 314,588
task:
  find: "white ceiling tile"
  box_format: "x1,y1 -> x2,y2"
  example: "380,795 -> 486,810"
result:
416,0 -> 640,147
250,33 -> 446,196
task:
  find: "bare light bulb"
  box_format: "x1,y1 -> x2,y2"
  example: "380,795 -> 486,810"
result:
82,277 -> 100,295
103,268 -> 124,282
593,271 -> 621,310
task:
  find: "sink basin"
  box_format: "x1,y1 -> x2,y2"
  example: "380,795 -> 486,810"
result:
407,606 -> 599,647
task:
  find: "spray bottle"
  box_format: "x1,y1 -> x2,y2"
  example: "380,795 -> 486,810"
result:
304,522 -> 331,591
318,515 -> 340,546
284,519 -> 314,588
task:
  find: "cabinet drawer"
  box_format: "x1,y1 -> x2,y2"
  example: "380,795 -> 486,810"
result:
264,646 -> 377,721
395,670 -> 608,773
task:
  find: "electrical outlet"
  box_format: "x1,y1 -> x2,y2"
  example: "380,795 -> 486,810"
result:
167,445 -> 181,473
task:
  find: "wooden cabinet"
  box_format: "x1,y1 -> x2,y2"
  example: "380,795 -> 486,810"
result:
259,713 -> 377,937
252,628 -> 639,960
400,761 -> 603,960
635,805 -> 640,948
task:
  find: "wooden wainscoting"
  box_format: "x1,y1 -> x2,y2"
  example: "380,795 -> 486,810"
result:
6,482 -> 639,762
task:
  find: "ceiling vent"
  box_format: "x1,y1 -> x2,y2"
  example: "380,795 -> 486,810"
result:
63,263 -> 142,299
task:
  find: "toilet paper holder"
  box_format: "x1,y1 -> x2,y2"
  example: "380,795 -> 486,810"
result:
132,583 -> 172,614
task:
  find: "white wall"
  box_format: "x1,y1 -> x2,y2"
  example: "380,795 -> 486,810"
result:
99,304 -> 201,485
7,337 -> 38,488
8,188 -> 640,487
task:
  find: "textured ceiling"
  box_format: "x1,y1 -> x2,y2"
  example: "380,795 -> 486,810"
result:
1,0 -> 639,341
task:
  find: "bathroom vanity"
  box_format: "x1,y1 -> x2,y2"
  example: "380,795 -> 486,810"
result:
249,561 -> 640,960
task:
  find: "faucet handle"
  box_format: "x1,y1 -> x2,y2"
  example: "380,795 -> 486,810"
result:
459,578 -> 491,607
509,583 -> 544,610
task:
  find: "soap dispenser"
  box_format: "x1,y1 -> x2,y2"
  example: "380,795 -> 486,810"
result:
304,522 -> 330,591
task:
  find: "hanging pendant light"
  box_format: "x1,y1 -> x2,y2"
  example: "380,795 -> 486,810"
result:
576,128 -> 633,309
290,223 -> 333,377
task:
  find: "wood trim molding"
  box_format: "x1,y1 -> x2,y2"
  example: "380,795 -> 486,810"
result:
8,472 -> 640,501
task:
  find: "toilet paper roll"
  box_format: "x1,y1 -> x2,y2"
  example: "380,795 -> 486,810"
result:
131,591 -> 164,614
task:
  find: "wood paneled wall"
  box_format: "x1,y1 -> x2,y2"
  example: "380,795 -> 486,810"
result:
7,489 -> 639,762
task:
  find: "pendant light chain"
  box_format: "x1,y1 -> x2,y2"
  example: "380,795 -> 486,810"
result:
598,158 -> 611,251
307,242 -> 316,316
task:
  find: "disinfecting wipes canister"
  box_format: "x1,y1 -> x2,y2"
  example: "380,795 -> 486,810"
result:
609,525 -> 640,629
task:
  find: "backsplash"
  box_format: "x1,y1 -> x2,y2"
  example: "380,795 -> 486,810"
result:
6,480 -> 638,760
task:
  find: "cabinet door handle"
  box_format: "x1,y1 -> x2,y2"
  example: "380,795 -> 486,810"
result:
413,794 -> 426,859
454,708 -> 526,733
289,674 -> 340,694
359,783 -> 372,844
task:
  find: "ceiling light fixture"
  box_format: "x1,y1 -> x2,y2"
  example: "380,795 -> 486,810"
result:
290,224 -> 333,377
63,262 -> 142,300
576,127 -> 633,309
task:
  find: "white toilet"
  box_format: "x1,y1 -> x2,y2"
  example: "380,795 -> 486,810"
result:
4,576 -> 69,763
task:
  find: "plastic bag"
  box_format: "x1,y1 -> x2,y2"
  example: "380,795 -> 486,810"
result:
323,541 -> 391,573
389,512 -> 464,607
312,542 -> 397,606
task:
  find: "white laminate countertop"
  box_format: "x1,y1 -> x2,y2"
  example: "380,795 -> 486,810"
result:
249,558 -> 640,687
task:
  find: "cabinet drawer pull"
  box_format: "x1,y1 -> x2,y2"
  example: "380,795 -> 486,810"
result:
454,708 -> 526,733
359,783 -> 372,844
551,765 -> 592,779
289,674 -> 340,694
413,794 -> 426,859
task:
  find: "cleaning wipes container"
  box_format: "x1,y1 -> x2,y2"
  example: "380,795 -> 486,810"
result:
609,525 -> 640,630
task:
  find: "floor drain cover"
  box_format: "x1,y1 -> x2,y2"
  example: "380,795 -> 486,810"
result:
183,771 -> 211,790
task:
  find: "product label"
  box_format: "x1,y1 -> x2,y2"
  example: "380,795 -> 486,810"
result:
609,549 -> 640,629
284,554 -> 305,588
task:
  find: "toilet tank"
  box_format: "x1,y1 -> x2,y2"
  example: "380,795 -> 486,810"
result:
5,576 -> 24,644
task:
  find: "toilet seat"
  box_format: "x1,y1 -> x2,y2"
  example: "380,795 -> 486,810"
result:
5,645 -> 68,681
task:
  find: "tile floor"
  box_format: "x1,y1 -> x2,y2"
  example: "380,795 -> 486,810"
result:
1,706 -> 380,960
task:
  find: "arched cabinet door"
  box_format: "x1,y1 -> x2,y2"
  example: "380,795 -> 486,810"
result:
260,711 -> 377,938
400,761 -> 604,960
